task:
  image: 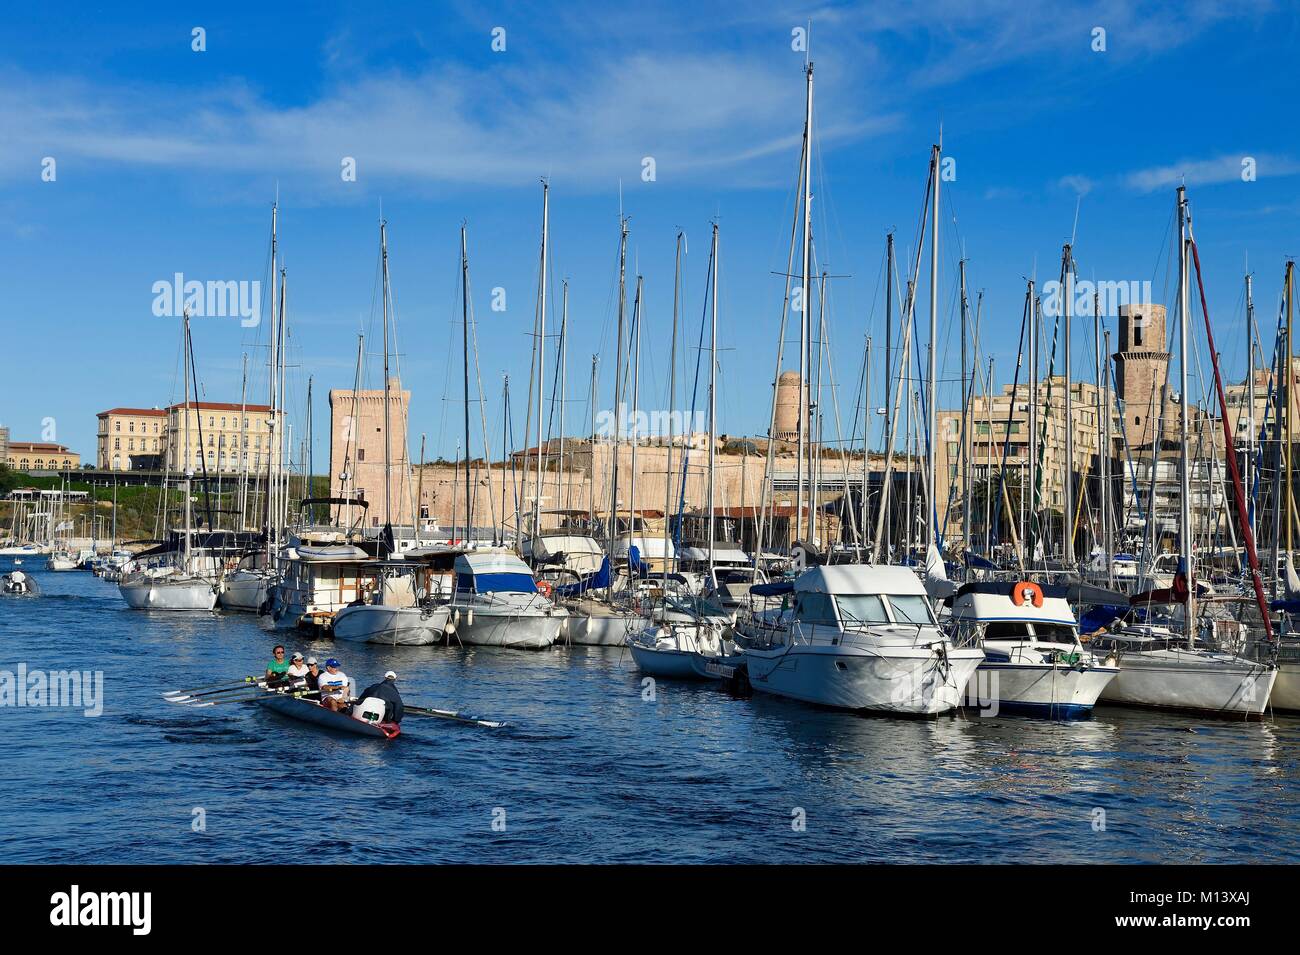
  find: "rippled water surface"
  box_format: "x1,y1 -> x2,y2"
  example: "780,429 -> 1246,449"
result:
2,560 -> 1296,864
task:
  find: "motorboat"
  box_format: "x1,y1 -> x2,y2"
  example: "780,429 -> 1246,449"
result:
736,564 -> 983,715
1,570 -> 40,596
947,580 -> 1118,718
331,562 -> 453,646
445,551 -> 567,649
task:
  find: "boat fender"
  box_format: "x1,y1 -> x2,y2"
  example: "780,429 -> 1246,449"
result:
466,609 -> 474,627
1009,581 -> 1044,608
444,619 -> 457,635
355,697 -> 387,724
452,608 -> 461,627
584,615 -> 593,636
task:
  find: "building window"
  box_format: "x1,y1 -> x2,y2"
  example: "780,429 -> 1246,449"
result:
115,422 -> 120,432
114,438 -> 120,450
129,422 -> 135,433
1135,325 -> 1144,346
358,448 -> 366,461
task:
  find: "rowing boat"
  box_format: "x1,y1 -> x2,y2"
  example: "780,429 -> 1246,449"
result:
254,690 -> 400,739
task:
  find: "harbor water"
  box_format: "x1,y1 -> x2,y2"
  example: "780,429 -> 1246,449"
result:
2,558 -> 1297,864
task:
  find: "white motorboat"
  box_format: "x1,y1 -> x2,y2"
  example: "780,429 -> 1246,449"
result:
0,543 -> 43,557
445,551 -> 567,649
331,563 -> 452,646
737,564 -> 983,716
1090,623 -> 1276,717
947,580 -> 1118,718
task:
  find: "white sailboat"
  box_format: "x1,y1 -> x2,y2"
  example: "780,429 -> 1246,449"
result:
1091,187 -> 1276,717
119,311 -> 219,612
627,224 -> 739,676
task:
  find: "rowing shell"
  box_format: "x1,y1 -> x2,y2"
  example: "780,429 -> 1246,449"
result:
255,691 -> 400,739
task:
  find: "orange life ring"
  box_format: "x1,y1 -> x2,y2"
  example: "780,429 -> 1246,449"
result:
536,580 -> 554,597
1010,581 -> 1044,608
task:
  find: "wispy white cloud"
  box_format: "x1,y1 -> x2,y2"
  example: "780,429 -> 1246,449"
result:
1123,153 -> 1300,192
0,53 -> 898,195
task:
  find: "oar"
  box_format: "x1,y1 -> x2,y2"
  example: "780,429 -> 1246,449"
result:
404,704 -> 507,729
165,681 -> 273,703
163,676 -> 258,699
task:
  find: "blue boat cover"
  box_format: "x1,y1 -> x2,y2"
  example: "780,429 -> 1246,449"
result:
1079,605 -> 1129,634
457,571 -> 538,594
749,579 -> 794,597
553,556 -> 613,597
964,552 -> 999,570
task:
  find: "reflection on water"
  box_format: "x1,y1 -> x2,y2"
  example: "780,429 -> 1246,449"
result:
1,558 -> 1298,864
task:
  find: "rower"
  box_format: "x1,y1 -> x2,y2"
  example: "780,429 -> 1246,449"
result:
286,652 -> 309,681
317,659 -> 351,712
304,657 -> 321,691
356,671 -> 404,725
265,646 -> 291,684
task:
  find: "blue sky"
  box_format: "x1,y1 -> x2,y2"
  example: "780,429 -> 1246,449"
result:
1,1 -> 1298,465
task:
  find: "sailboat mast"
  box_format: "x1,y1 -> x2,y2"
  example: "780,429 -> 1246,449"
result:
1176,186 -> 1195,628
796,62 -> 814,543
927,140 -> 940,551
1061,244 -> 1074,564
1245,272 -> 1256,543
666,232 -> 682,583
609,218 -> 628,552
629,276 -> 643,552
558,279 -> 568,513
379,221 -> 393,549
708,223 -> 719,576
182,309 -> 192,570
534,182 -> 549,542
460,225 -> 472,536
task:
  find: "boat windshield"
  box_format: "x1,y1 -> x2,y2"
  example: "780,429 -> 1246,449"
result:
834,595 -> 889,626
1032,623 -> 1077,643
887,595 -> 935,625
984,621 -> 1032,639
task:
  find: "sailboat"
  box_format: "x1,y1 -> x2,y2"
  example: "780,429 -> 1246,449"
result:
1093,187 -> 1276,716
627,224 -> 741,677
119,311 -> 219,611
330,218 -> 452,645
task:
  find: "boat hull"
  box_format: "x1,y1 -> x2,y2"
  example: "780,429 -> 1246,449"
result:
566,606 -> 638,646
255,693 -> 399,739
626,641 -> 735,680
971,662 -> 1118,719
119,576 -> 217,611
1098,653 -> 1276,716
744,644 -> 984,715
219,571 -> 269,612
1270,661 -> 1300,712
451,609 -> 563,649
332,604 -> 451,646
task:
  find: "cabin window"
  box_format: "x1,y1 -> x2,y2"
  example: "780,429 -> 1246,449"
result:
794,593 -> 837,626
984,621 -> 1032,639
1033,623 -> 1076,642
834,595 -> 889,625
887,595 -> 935,625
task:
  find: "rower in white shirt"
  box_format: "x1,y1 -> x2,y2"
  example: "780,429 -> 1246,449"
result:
317,658 -> 352,712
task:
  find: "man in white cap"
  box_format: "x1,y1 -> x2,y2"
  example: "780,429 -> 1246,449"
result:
356,670 -> 404,724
